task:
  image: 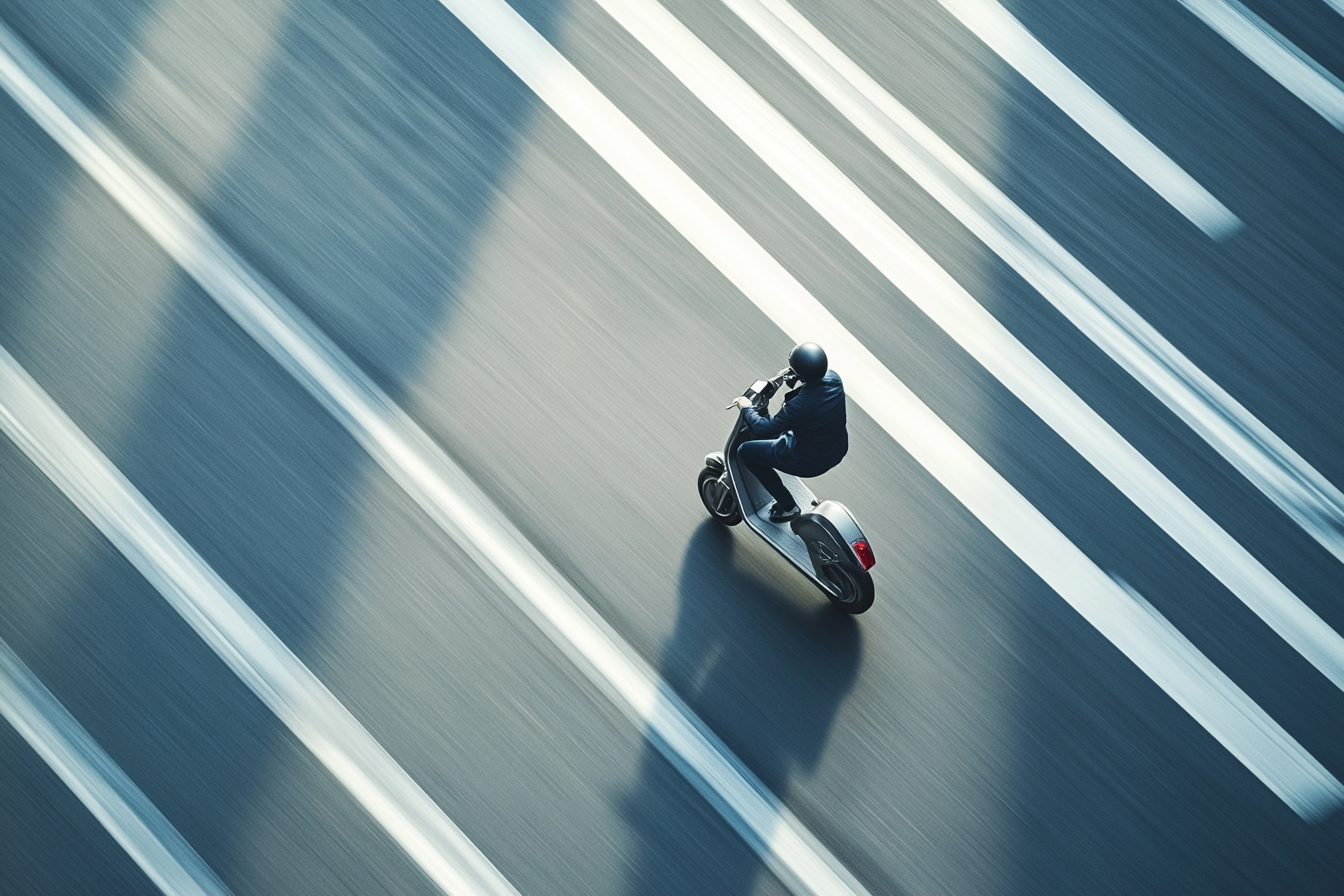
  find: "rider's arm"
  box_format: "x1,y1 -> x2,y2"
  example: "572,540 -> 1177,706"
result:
742,394 -> 799,438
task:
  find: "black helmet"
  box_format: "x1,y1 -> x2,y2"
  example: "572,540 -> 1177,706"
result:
788,342 -> 828,383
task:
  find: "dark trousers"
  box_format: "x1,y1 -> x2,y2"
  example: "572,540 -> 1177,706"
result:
737,439 -> 799,510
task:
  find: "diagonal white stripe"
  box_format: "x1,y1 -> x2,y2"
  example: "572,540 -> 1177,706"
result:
0,637 -> 234,896
1180,0 -> 1344,130
931,0 -> 1240,236
434,0 -> 1342,822
0,20 -> 867,896
0,349 -> 517,896
726,0 -> 1344,572
584,0 -> 1344,699
0,27 -> 1335,896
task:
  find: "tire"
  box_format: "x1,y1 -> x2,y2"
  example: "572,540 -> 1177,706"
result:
698,466 -> 742,525
820,562 -> 874,614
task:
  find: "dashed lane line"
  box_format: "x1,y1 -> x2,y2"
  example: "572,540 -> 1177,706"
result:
0,637 -> 234,896
0,346 -> 519,896
932,0 -> 1240,237
1179,0 -> 1344,130
582,0 -> 1344,697
725,0 -> 1344,573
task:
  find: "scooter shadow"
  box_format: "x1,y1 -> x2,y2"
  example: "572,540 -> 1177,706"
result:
618,520 -> 864,895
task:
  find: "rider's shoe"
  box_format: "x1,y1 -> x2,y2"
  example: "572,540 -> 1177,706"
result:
768,502 -> 801,523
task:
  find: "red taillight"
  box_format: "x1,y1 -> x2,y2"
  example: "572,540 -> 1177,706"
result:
851,539 -> 875,570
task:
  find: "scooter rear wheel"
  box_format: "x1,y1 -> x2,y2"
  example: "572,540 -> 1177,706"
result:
698,466 -> 742,526
821,563 -> 874,614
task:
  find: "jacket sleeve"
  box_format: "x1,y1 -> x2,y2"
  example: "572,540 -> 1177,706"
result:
741,392 -> 801,438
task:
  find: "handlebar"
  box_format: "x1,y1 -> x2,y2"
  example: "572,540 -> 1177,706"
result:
725,367 -> 798,409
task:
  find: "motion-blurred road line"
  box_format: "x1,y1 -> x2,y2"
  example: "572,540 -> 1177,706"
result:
0,40 -> 1331,896
720,0 -> 1344,638
584,0 -> 1344,695
0,353 -> 517,896
0,637 -> 234,896
1179,0 -> 1344,130
0,22 -> 868,896
1328,0 -> 1344,19
435,0 -> 1344,821
932,0 -> 1240,237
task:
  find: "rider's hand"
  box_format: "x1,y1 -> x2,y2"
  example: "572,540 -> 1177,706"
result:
732,396 -> 753,410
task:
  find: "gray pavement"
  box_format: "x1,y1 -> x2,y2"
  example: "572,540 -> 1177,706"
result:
1,0 -> 1341,893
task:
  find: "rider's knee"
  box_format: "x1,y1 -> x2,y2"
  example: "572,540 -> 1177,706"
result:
736,441 -> 766,466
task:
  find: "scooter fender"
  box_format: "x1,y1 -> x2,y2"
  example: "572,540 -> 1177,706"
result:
791,500 -> 871,576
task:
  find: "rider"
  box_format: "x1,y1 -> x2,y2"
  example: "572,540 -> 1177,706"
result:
733,342 -> 848,523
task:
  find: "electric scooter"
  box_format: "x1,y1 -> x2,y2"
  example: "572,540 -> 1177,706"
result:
697,368 -> 875,613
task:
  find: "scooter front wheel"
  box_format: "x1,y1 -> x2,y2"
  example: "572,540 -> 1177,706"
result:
698,466 -> 742,526
821,563 -> 874,614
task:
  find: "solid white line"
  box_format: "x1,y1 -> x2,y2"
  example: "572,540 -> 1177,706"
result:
0,637 -> 234,896
435,0 -> 1342,821
932,0 -> 1240,237
718,0 -> 1344,621
0,19 -> 1333,881
1180,0 -> 1344,130
1104,576 -> 1343,818
0,350 -> 517,896
587,0 -> 1344,696
715,0 -> 1344,617
1327,0 -> 1344,19
0,22 -> 865,896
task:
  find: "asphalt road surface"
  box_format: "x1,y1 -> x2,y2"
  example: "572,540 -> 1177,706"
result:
1,0 -> 1342,893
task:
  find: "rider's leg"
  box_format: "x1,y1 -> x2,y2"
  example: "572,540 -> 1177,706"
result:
737,439 -> 798,511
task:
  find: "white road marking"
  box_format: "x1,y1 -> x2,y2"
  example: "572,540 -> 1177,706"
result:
1328,0 -> 1344,18
715,0 -> 1344,623
931,0 -> 1240,237
436,0 -> 1342,821
1104,575 -> 1343,818
1180,0 -> 1344,130
584,0 -> 1344,694
0,37 -> 1333,896
715,0 -> 1344,626
0,350 -> 517,896
0,22 -> 868,896
0,637 -> 234,896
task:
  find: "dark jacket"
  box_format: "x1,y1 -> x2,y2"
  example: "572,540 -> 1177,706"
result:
741,370 -> 848,475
